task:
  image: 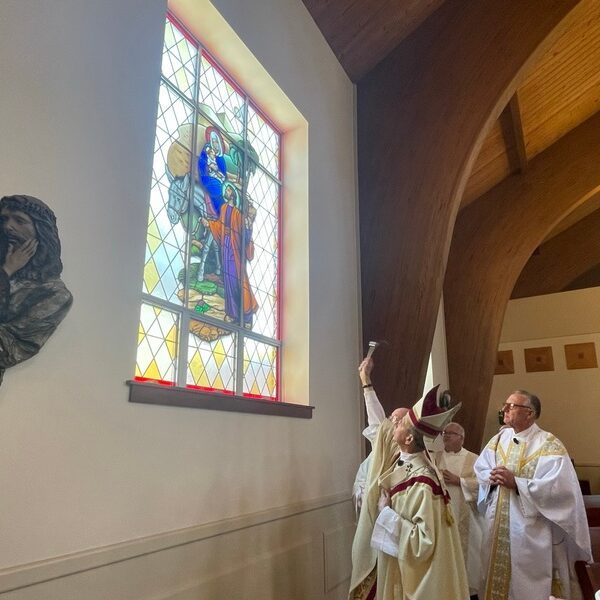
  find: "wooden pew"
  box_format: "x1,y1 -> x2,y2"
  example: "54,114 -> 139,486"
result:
585,496 -> 600,527
576,527 -> 600,600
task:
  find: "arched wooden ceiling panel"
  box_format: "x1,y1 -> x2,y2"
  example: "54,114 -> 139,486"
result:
357,0 -> 582,416
565,264 -> 600,292
512,206 -> 600,299
301,0 -> 446,81
460,0 -> 600,208
519,0 -> 600,160
543,189 -> 600,242
445,111 -> 600,450
462,118 -> 513,206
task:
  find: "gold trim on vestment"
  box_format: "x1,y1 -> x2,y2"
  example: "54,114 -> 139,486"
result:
484,440 -> 524,600
518,434 -> 567,470
349,567 -> 376,600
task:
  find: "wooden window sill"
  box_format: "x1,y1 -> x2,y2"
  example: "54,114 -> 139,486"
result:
127,380 -> 314,418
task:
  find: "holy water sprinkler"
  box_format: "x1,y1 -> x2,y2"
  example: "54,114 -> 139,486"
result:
366,340 -> 380,359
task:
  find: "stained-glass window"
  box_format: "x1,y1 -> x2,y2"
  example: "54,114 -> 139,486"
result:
135,13 -> 281,401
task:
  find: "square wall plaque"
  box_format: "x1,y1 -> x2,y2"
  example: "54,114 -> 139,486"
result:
495,350 -> 515,375
524,346 -> 554,372
564,342 -> 598,370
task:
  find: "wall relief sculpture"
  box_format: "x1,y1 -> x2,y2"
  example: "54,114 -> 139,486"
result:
0,195 -> 73,385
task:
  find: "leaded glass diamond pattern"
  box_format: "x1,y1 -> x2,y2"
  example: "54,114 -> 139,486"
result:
246,259 -> 277,338
245,166 -> 278,334
243,339 -> 277,398
136,16 -> 282,401
187,327 -> 236,392
198,55 -> 244,136
136,303 -> 179,383
247,165 -> 279,219
153,84 -> 194,189
247,104 -> 280,179
143,180 -> 186,304
161,19 -> 197,100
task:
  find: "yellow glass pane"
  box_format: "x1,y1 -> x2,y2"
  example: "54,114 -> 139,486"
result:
143,359 -> 162,380
165,324 -> 178,359
144,260 -> 160,294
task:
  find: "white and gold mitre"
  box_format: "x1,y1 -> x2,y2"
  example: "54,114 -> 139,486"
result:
407,385 -> 462,438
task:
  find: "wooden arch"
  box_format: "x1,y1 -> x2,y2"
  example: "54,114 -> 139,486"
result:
444,112 -> 600,449
512,204 -> 600,299
357,0 -> 583,416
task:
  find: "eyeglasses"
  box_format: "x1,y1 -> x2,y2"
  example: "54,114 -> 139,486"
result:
441,431 -> 462,437
500,403 -> 532,413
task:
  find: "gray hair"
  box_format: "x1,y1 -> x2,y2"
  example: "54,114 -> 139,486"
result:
445,422 -> 465,437
513,389 -> 541,418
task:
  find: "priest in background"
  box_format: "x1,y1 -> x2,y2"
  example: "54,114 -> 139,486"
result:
433,422 -> 483,598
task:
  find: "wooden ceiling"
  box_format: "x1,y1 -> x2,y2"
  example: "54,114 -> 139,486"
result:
305,0 -> 600,295
301,0 -> 446,81
463,0 -> 600,210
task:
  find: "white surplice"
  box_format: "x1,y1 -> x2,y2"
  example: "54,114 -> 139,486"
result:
475,423 -> 592,600
352,389 -> 387,512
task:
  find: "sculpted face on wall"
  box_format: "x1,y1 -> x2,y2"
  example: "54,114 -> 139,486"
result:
0,195 -> 73,385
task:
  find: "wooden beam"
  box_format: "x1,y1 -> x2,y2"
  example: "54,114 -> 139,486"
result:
512,205 -> 600,298
357,0 -> 582,417
444,111 -> 600,450
504,92 -> 529,173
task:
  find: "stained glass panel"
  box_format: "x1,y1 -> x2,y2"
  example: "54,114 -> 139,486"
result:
243,339 -> 277,398
153,83 -> 195,189
161,19 -> 197,101
143,180 -> 187,304
198,54 -> 245,137
186,325 -> 236,392
180,113 -> 249,329
137,16 -> 282,401
247,104 -> 280,179
135,303 -> 179,383
244,165 -> 278,337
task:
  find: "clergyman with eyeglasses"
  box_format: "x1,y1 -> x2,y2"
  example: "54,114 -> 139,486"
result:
474,390 -> 592,600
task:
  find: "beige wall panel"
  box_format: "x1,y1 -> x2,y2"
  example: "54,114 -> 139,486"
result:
0,500 -> 355,600
323,524 -> 355,593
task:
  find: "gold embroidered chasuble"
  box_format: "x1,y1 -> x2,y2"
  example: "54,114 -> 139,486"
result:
474,423 -> 592,600
373,453 -> 470,599
349,419 -> 399,600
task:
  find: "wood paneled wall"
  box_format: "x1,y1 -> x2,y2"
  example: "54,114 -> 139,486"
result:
357,0 -> 582,416
444,112 -> 600,449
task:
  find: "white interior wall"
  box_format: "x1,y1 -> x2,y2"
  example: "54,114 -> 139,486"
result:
484,287 -> 600,464
424,296 -> 450,394
0,0 -> 360,570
